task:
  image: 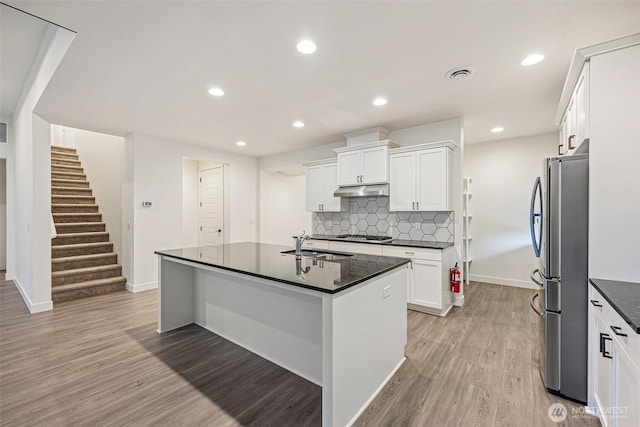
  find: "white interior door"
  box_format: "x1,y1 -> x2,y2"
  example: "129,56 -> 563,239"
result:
199,166 -> 223,246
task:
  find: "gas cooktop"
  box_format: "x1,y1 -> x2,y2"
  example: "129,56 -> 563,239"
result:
335,234 -> 393,243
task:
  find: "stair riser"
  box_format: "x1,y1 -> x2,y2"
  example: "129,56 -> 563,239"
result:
52,165 -> 84,174
55,223 -> 105,234
52,281 -> 126,302
51,180 -> 90,189
52,243 -> 113,258
52,205 -> 99,213
52,266 -> 122,286
52,159 -> 81,167
51,172 -> 87,181
52,254 -> 118,272
51,188 -> 93,196
52,196 -> 96,205
53,213 -> 102,223
52,233 -> 109,246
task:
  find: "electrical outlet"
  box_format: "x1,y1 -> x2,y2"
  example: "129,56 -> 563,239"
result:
383,285 -> 391,299
413,222 -> 421,229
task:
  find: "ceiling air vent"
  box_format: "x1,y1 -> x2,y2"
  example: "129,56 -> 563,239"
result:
445,67 -> 473,81
0,123 -> 6,143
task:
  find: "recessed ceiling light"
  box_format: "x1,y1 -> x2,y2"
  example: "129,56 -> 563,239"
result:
208,87 -> 224,96
491,126 -> 504,133
236,140 -> 246,146
521,54 -> 544,66
373,97 -> 388,106
293,121 -> 305,128
297,40 -> 316,54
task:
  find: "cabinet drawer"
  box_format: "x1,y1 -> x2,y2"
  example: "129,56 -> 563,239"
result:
589,285 -> 609,323
302,240 -> 330,250
328,241 -> 383,256
382,246 -> 442,262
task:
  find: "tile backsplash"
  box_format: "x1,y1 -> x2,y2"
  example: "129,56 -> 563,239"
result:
313,197 -> 454,243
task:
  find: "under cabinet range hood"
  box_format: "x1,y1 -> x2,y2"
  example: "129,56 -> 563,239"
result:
333,184 -> 389,198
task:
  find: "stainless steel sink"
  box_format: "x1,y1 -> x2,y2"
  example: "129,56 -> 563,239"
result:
280,250 -> 353,261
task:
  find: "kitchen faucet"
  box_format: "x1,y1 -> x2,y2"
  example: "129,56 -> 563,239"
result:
293,231 -> 310,259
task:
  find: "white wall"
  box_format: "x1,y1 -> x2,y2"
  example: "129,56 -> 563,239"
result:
464,132 -> 558,288
259,171 -> 310,246
8,26 -> 75,313
589,45 -> 640,282
51,125 -> 127,263
181,158 -> 199,247
125,133 -> 258,291
0,159 -> 6,270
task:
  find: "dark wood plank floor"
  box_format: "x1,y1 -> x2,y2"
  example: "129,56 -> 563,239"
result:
0,278 -> 598,426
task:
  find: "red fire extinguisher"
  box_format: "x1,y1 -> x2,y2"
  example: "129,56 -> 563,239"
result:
450,263 -> 461,293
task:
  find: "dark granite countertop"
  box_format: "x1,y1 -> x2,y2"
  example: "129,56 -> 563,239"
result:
590,278 -> 640,334
308,234 -> 454,250
155,242 -> 410,295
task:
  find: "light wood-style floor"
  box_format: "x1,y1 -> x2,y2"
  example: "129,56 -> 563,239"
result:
0,278 -> 598,426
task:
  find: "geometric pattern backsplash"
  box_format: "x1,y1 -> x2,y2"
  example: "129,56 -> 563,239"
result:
313,197 -> 454,243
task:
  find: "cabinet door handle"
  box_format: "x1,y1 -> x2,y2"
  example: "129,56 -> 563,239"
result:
610,325 -> 628,337
568,135 -> 576,150
590,299 -> 602,307
416,201 -> 419,210
558,144 -> 563,155
412,202 -> 415,210
600,333 -> 613,359
405,251 -> 414,255
307,242 -> 313,246
360,175 -> 363,182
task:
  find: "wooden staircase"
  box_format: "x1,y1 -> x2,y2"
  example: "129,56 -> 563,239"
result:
51,146 -> 126,302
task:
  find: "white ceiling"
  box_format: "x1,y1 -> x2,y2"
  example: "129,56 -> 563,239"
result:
0,4 -> 50,119
5,1 -> 640,157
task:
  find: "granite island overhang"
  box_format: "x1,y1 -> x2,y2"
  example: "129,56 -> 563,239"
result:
155,242 -> 410,427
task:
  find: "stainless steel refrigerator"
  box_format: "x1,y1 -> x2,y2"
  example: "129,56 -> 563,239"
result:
529,154 -> 588,404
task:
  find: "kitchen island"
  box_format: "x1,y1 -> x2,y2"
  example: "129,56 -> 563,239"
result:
155,242 -> 410,427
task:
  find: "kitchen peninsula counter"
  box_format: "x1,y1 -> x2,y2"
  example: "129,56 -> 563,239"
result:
156,242 -> 410,427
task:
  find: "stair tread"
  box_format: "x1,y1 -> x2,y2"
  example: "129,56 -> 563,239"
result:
52,253 -> 117,263
52,241 -> 112,249
54,231 -> 108,237
52,203 -> 98,207
55,222 -> 105,226
52,195 -> 94,198
52,264 -> 122,277
52,276 -> 126,292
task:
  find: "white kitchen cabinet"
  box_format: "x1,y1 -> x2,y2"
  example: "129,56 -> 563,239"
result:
410,259 -> 442,310
304,161 -> 348,212
558,63 -> 590,156
328,241 -> 383,256
301,239 -> 330,250
589,284 -> 640,427
389,141 -> 455,212
334,141 -> 398,186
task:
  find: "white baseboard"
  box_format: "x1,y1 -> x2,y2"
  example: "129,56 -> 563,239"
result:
346,357 -> 406,427
126,281 -> 157,293
13,276 -> 53,313
469,274 -> 537,290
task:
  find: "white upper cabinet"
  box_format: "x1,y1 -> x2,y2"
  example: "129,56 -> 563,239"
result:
558,62 -> 590,155
389,142 -> 454,211
334,141 -> 398,186
304,161 -> 348,212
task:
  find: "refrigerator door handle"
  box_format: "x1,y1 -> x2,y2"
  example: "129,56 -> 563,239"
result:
530,268 -> 545,288
530,293 -> 546,318
530,177 -> 543,257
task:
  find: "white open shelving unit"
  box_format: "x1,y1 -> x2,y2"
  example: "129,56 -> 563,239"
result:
463,177 -> 472,285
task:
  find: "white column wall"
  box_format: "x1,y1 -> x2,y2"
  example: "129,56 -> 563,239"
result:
464,132 -> 558,288
8,27 -> 75,312
126,134 -> 258,291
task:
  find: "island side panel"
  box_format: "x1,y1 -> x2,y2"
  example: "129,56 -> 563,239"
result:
322,266 -> 408,427
194,268 -> 323,385
158,256 -> 196,333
